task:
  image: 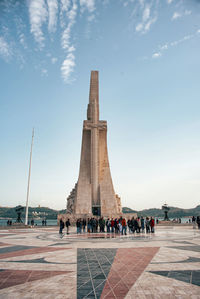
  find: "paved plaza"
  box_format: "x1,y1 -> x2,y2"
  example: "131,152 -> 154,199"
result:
0,225 -> 200,298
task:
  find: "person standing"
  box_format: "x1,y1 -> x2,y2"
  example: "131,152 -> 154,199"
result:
76,218 -> 81,234
99,218 -> 102,232
111,218 -> 115,233
127,219 -> 131,233
141,217 -> 145,233
106,218 -> 111,233
137,217 -> 141,233
65,218 -> 71,234
197,216 -> 200,229
114,218 -> 119,233
82,219 -> 86,233
146,217 -> 150,233
192,216 -> 196,229
133,217 -> 138,233
150,217 -> 155,233
59,219 -> 65,236
91,218 -> 96,233
87,218 -> 91,233
122,218 -> 127,235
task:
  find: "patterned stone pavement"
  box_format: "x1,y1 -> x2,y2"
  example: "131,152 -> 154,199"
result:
0,226 -> 199,298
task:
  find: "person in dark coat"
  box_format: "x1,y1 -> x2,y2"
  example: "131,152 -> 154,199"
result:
65,218 -> 71,234
59,219 -> 65,236
146,217 -> 150,233
82,219 -> 86,233
133,218 -> 138,233
76,219 -> 81,234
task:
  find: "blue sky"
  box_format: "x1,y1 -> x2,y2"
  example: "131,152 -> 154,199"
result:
0,0 -> 200,211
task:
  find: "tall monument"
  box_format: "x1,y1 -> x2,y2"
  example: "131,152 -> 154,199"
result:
66,71 -> 122,218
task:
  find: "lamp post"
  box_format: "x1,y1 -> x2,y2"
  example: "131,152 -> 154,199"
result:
25,128 -> 34,226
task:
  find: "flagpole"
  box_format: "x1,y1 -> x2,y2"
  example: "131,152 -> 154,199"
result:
25,128 -> 34,225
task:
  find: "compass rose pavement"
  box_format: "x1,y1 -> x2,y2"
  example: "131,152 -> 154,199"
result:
0,226 -> 200,298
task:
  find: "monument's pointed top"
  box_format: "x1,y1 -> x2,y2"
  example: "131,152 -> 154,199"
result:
89,71 -> 99,104
88,70 -> 99,122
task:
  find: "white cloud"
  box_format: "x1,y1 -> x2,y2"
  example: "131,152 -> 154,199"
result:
172,10 -> 192,21
170,34 -> 193,47
142,5 -> 150,22
135,2 -> 157,34
144,17 -> 157,32
47,0 -> 58,32
135,23 -> 143,32
0,36 -> 12,60
19,33 -> 27,49
61,52 -> 75,83
68,45 -> 75,52
60,0 -> 71,27
51,57 -> 58,64
153,30 -> 199,59
152,52 -> 161,58
60,0 -> 78,82
136,15 -> 157,33
61,0 -> 77,49
61,0 -> 71,12
160,44 -> 168,50
28,0 -> 48,47
167,0 -> 173,4
80,0 -> 95,13
62,27 -> 71,50
68,0 -> 78,22
172,12 -> 181,20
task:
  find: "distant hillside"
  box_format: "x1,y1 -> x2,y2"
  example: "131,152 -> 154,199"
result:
123,205 -> 200,218
122,207 -> 137,214
0,206 -> 64,220
0,205 -> 200,219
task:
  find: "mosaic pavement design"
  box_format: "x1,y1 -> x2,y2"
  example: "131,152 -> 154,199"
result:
0,226 -> 199,298
149,270 -> 200,286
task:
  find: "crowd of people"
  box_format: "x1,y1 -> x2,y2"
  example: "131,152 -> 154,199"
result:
192,216 -> 200,229
59,216 -> 156,235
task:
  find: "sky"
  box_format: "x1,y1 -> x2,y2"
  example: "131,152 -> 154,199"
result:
0,0 -> 200,211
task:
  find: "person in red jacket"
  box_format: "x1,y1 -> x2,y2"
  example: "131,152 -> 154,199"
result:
150,217 -> 155,233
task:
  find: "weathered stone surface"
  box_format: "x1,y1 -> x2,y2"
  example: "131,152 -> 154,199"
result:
65,71 -> 122,218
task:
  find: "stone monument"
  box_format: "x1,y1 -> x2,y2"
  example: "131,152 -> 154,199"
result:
62,71 -> 122,220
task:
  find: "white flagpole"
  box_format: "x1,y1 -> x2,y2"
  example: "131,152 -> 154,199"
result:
25,128 -> 34,225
